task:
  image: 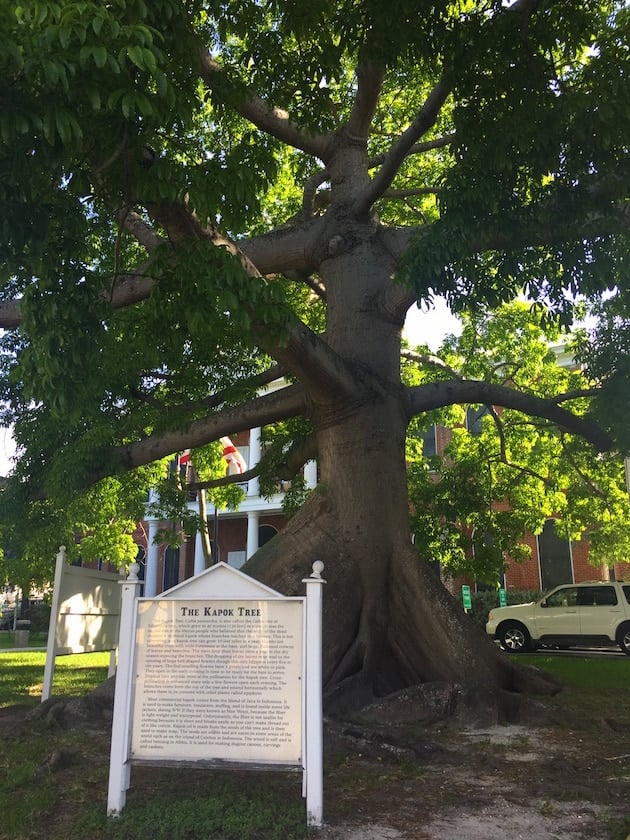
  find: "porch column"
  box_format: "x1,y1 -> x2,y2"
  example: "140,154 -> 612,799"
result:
246,510 -> 259,559
194,530 -> 206,575
248,426 -> 261,497
144,517 -> 160,597
304,460 -> 318,489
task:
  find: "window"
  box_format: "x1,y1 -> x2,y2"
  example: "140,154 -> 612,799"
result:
538,519 -> 573,590
577,586 -> 617,607
546,587 -> 578,608
466,406 -> 489,437
597,588 -> 617,606
163,547 -> 179,591
421,425 -> 437,457
258,524 -> 278,547
227,550 -> 246,570
134,546 -> 146,581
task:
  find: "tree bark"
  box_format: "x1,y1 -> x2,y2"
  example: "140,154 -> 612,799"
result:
245,380 -> 557,714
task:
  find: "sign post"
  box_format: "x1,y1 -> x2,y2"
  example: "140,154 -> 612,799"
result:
302,560 -> 325,826
107,562 -> 142,814
42,546 -> 122,701
107,560 -> 325,827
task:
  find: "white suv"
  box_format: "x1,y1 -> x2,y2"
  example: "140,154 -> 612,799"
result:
486,581 -> 630,655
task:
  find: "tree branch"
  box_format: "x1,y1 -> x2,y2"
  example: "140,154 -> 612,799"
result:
487,406 -> 508,462
187,432 -> 318,492
366,134 -> 455,171
268,319 -> 365,402
499,455 -> 554,488
112,383 -> 308,474
353,78 -> 451,216
197,52 -> 331,160
188,463 -> 261,492
382,188 -> 441,200
0,268 -> 158,330
302,168 -> 329,218
347,63 -> 385,142
0,301 -> 22,329
550,388 -> 601,405
406,379 -> 613,452
560,435 -> 608,499
401,348 -> 461,378
239,218 -> 323,276
131,364 -> 288,414
298,274 -> 327,302
120,211 -> 164,252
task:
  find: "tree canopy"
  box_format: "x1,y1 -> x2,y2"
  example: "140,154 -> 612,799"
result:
1,0 -> 629,708
405,302 -> 630,584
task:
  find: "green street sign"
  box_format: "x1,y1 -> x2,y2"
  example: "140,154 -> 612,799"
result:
461,585 -> 472,610
499,588 -> 507,607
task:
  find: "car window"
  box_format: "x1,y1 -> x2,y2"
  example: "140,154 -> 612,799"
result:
546,587 -> 578,608
594,586 -> 617,606
624,585 -> 630,605
576,586 -> 618,606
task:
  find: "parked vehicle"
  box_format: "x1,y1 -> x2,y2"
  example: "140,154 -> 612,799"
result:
486,581 -> 630,655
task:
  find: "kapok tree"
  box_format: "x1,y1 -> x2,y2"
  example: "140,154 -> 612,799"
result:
1,1 -> 629,712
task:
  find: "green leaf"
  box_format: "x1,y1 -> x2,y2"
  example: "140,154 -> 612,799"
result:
92,14 -> 105,37
58,26 -> 71,49
93,45 -> 107,68
127,45 -> 146,70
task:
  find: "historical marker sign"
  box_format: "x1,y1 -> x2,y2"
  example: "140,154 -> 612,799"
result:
131,598 -> 303,764
108,561 -> 325,826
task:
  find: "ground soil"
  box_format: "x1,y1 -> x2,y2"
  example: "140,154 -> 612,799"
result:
2,672 -> 630,840
317,717 -> 630,839
312,679 -> 630,840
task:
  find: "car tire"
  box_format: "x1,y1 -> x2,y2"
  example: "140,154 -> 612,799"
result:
498,621 -> 532,653
616,623 -> 630,656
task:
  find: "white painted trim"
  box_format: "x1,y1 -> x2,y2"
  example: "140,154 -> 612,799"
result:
302,561 -> 325,826
107,565 -> 142,815
41,547 -> 66,702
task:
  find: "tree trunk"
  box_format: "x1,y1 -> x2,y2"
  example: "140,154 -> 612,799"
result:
245,393 -> 555,715
245,221 -> 559,715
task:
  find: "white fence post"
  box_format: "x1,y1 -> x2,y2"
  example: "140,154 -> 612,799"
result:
107,562 -> 142,816
41,546 -> 66,702
303,560 -> 325,827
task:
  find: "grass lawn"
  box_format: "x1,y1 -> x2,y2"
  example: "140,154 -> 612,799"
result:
0,630 -> 48,650
0,649 -> 111,707
512,652 -> 630,716
514,652 -> 630,688
0,649 -> 308,839
1,650 -> 628,839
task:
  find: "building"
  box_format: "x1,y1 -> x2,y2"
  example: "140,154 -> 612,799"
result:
134,355 -> 630,598
137,423 -> 318,596
427,410 -> 630,596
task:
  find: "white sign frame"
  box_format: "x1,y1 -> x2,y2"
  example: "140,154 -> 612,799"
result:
107,560 -> 325,826
42,546 -> 122,701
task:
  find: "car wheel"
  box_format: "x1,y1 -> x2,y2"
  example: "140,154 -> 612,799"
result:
616,623 -> 630,656
498,621 -> 532,653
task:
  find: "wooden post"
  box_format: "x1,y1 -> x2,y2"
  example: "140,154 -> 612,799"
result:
302,560 -> 325,827
107,563 -> 142,816
41,546 -> 66,702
